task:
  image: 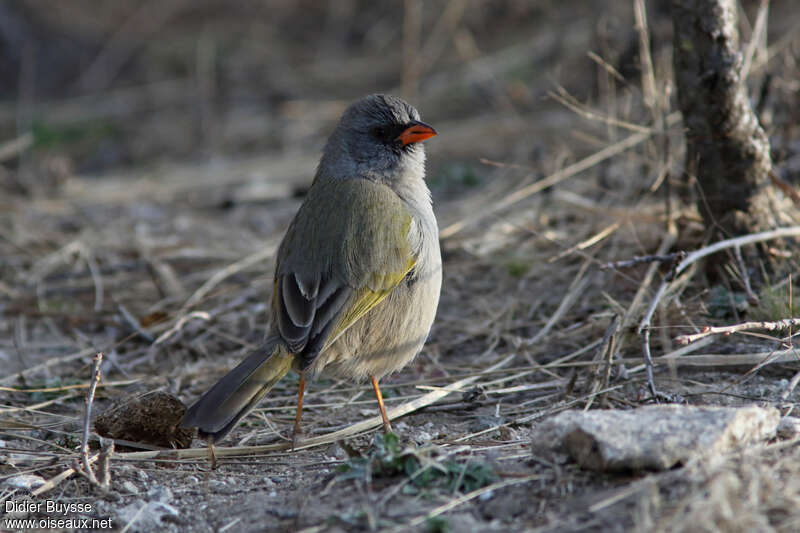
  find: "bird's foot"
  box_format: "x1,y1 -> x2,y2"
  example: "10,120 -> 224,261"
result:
291,423 -> 305,451
208,441 -> 218,470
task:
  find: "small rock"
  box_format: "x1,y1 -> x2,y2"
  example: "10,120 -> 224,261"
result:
444,513 -> 483,533
208,479 -> 227,491
117,500 -> 180,532
146,485 -> 172,503
532,405 -> 779,472
104,491 -> 122,503
3,474 -> 45,491
470,416 -> 504,432
122,481 -> 139,495
481,488 -> 526,520
117,501 -> 147,525
5,453 -> 39,466
777,416 -> 800,439
415,430 -> 433,443
151,502 -> 179,518
137,470 -> 149,482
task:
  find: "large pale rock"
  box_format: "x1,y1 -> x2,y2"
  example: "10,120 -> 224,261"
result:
532,405 -> 779,472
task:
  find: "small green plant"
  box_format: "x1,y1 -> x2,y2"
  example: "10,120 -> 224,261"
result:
751,282 -> 798,321
426,516 -> 451,533
337,432 -> 416,481
25,378 -> 83,402
707,285 -> 748,318
337,433 -> 496,494
408,459 -> 496,493
506,259 -> 530,278
32,119 -> 121,150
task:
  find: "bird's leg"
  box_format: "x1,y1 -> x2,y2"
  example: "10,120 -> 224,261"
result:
291,374 -> 306,450
370,376 -> 393,433
207,438 -> 218,470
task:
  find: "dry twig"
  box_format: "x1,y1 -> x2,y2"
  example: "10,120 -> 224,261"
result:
676,318 -> 800,345
0,132 -> 33,162
72,352 -> 110,489
31,454 -> 100,497
638,226 -> 800,394
600,252 -> 685,271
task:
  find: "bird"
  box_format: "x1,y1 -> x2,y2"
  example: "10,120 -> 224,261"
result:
181,94 -> 442,452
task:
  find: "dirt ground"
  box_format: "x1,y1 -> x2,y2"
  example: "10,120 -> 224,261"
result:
3,1 -> 800,532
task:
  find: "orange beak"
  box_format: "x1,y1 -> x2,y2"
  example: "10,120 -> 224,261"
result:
396,121 -> 437,146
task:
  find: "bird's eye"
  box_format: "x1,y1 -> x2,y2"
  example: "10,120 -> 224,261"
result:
371,126 -> 389,140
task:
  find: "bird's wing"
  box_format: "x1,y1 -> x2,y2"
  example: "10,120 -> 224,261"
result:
273,178 -> 417,368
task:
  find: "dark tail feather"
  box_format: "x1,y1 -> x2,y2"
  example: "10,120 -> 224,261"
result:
181,337 -> 294,443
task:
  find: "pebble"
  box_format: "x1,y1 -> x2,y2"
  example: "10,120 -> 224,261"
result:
117,500 -> 179,532
777,416 -> 800,439
3,475 -> 45,491
415,430 -> 433,443
479,490 -> 494,501
147,486 -> 173,503
209,479 -> 227,491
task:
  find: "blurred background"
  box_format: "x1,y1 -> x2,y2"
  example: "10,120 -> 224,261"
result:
0,0 -> 665,185
2,0 -> 797,197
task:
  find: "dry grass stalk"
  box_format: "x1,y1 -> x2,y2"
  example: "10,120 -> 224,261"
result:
0,133 -> 33,163
440,112 -> 680,239
676,318 -> 800,345
31,453 -> 99,497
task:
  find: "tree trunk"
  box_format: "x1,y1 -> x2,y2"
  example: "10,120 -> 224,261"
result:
671,0 -> 777,235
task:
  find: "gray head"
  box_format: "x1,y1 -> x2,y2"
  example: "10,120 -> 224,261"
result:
317,94 -> 436,187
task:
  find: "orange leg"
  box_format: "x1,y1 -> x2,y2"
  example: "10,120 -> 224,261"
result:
371,376 -> 393,433
292,374 -> 306,450
207,439 -> 218,470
